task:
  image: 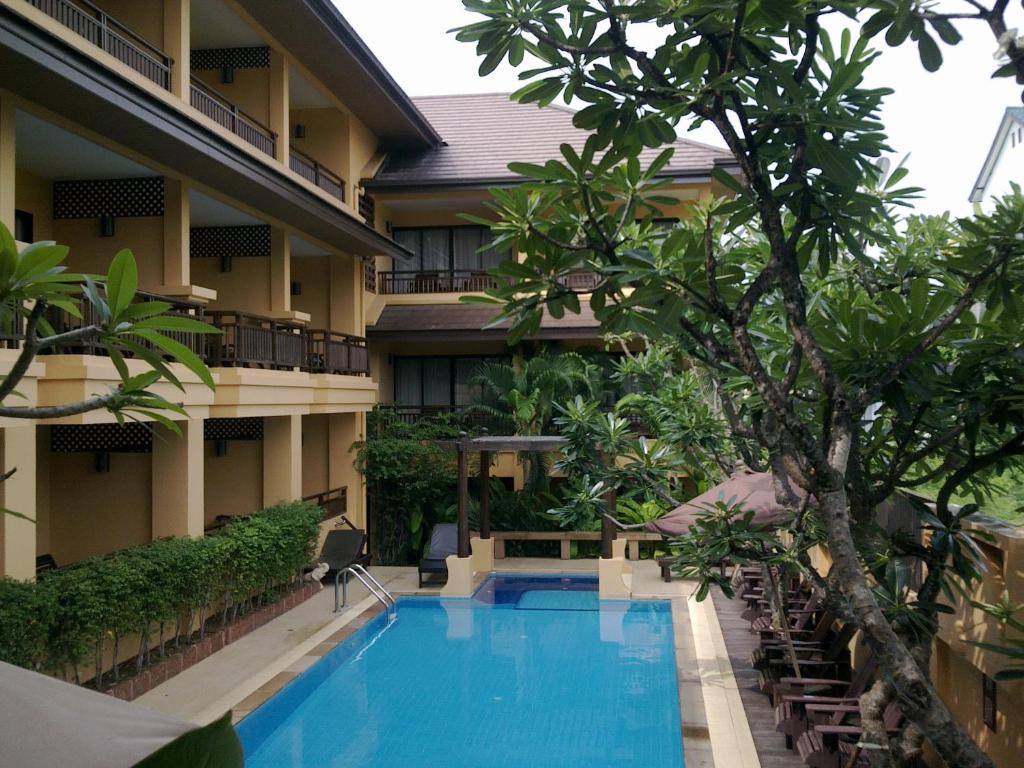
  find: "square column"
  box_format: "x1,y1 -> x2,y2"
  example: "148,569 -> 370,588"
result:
151,420 -> 204,539
0,94 -> 15,233
328,412 -> 364,527
329,254 -> 363,336
161,177 -> 190,290
269,50 -> 290,164
264,415 -> 302,505
270,227 -> 291,316
163,0 -> 190,100
0,427 -> 37,580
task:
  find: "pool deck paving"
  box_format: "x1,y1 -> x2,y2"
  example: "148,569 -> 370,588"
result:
135,559 -> 767,767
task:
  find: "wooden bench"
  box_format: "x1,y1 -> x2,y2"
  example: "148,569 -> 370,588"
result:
491,531 -> 663,560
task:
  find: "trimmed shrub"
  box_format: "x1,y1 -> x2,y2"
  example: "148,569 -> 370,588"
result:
0,501 -> 322,687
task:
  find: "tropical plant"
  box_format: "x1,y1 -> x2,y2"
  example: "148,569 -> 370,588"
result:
455,3 -> 1024,766
0,501 -> 321,688
471,349 -> 600,492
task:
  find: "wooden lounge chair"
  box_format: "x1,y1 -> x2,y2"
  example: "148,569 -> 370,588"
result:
796,701 -> 903,767
774,657 -> 879,749
418,523 -> 458,587
760,622 -> 857,699
315,528 -> 369,611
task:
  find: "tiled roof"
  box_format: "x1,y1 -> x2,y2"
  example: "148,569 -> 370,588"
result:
367,303 -> 600,340
368,93 -> 734,189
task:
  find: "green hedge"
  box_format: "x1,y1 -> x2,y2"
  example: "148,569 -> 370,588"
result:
0,501 -> 322,688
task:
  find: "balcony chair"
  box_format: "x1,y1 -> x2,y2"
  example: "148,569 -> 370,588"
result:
760,622 -> 858,700
418,523 -> 458,587
796,701 -> 904,768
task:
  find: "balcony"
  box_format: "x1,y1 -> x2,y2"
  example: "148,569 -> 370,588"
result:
375,404 -> 499,431
190,77 -> 276,158
378,270 -> 499,295
27,0 -> 172,89
289,148 -> 345,203
206,311 -> 369,376
41,291 -> 208,359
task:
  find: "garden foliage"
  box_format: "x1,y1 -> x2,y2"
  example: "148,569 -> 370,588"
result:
0,502 -> 322,688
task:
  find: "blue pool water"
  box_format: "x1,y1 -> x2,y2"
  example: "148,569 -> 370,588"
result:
238,574 -> 682,768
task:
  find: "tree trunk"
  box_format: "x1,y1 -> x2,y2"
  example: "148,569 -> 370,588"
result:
817,486 -> 995,768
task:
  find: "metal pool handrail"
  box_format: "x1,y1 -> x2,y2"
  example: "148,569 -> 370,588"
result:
338,564 -> 396,617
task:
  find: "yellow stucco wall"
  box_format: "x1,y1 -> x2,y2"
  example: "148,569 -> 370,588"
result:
203,437 -> 263,524
301,413 -> 329,497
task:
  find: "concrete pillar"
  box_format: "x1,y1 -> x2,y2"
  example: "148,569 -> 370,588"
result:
270,227 -> 291,316
163,0 -> 190,100
263,415 -> 301,505
0,94 -> 15,233
0,427 -> 37,580
151,421 -> 204,539
329,253 -> 363,335
328,412 -> 364,527
269,49 -> 289,164
162,177 -> 190,290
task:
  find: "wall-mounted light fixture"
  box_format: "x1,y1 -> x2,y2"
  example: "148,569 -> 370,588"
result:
99,214 -> 115,238
95,452 -> 111,473
218,254 -> 232,273
290,280 -> 301,296
220,66 -> 234,84
214,439 -> 229,457
294,124 -> 306,139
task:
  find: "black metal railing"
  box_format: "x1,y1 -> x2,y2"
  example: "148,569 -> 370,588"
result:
358,193 -> 375,224
27,0 -> 172,89
558,271 -> 601,291
377,269 -> 498,295
42,290 -> 207,358
190,77 -> 276,158
306,329 -> 369,375
364,262 -> 377,293
289,147 -> 345,202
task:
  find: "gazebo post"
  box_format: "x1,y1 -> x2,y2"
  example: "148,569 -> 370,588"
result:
479,450 -> 491,540
457,432 -> 470,558
601,486 -> 617,559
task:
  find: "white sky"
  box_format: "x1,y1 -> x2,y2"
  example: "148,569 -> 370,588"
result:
334,1 -> 1022,216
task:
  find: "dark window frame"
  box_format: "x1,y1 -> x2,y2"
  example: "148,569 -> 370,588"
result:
391,224 -> 507,274
393,353 -> 512,408
14,209 -> 34,243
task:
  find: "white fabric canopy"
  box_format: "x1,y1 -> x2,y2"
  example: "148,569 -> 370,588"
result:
0,661 -> 194,768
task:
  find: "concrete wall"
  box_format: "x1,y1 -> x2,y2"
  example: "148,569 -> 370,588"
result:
291,255 -> 330,328
301,413 -> 329,498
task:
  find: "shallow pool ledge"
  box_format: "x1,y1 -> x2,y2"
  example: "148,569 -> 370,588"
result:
599,538 -> 632,598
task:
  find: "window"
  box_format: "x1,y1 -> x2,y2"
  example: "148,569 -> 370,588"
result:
392,226 -> 510,272
393,355 -> 511,408
14,210 -> 33,243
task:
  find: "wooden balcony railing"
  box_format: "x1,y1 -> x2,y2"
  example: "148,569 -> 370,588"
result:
558,271 -> 601,291
205,311 -> 305,370
205,311 -> 370,376
376,404 -> 500,430
301,486 -> 348,522
307,330 -> 369,375
364,262 -> 377,293
289,148 -> 345,202
190,77 -> 276,158
43,290 -> 207,358
377,270 -> 498,295
27,0 -> 172,89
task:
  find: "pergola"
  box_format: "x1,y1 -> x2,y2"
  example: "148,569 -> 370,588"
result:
449,433 -> 619,559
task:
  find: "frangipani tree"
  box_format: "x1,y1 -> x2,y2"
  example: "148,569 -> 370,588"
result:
0,224 -> 217,519
455,2 -> 1024,766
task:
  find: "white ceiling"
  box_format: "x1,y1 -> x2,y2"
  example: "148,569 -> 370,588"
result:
190,0 -> 265,50
15,112 -> 156,180
289,235 -> 328,257
289,70 -> 333,110
189,190 -> 263,227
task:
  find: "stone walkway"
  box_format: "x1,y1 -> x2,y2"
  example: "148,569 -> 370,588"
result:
712,588 -> 799,767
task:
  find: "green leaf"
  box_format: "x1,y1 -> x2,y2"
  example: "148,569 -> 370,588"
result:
105,249 -> 138,319
130,329 -> 215,389
917,32 -> 942,73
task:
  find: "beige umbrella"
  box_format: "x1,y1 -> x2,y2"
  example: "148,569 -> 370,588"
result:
644,470 -> 804,536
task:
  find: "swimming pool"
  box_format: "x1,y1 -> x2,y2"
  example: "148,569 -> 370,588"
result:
238,574 -> 682,767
